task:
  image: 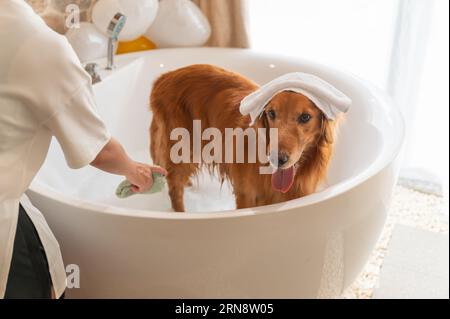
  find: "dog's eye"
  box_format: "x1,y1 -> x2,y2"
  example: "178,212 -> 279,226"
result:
298,113 -> 312,124
267,110 -> 276,120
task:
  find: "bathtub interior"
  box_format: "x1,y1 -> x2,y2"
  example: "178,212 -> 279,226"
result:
31,49 -> 391,213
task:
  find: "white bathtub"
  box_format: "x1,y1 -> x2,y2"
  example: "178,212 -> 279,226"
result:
28,48 -> 404,298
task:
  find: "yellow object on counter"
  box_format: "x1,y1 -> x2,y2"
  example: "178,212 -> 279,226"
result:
116,36 -> 157,54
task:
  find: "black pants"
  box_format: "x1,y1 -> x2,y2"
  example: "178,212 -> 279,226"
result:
4,205 -> 53,299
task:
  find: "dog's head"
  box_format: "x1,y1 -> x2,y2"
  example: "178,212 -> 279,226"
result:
262,91 -> 335,193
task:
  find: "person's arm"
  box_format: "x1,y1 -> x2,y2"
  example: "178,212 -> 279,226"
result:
90,138 -> 167,193
28,29 -> 167,190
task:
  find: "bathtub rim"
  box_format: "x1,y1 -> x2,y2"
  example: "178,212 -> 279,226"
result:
28,48 -> 405,220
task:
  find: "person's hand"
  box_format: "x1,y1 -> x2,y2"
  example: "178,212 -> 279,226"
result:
125,162 -> 167,193
90,138 -> 168,192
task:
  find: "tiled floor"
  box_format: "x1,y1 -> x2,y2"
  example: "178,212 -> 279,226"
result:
373,225 -> 449,299
343,185 -> 449,299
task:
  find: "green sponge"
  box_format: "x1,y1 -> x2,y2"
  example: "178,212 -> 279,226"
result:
115,172 -> 166,199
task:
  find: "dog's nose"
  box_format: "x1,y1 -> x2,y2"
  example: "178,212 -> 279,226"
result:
278,153 -> 289,167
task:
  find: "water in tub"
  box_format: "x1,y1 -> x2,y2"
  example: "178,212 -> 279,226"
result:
109,149 -> 236,212
35,141 -> 236,213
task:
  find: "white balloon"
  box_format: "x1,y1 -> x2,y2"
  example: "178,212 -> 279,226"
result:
92,0 -> 159,42
145,0 -> 211,48
65,22 -> 108,62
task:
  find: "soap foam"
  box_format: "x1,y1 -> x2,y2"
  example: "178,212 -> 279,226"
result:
74,148 -> 236,213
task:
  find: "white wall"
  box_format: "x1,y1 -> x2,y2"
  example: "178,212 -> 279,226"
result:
248,0 -> 398,88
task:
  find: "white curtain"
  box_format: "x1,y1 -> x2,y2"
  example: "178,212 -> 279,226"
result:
391,0 -> 449,200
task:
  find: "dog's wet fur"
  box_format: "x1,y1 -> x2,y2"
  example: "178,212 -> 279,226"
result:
150,64 -> 337,212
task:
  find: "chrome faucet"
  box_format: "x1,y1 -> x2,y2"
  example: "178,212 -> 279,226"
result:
106,13 -> 126,70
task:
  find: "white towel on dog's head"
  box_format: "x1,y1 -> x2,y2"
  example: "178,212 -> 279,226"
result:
240,72 -> 352,125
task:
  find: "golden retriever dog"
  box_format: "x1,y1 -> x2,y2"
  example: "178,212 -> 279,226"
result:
150,64 -> 337,212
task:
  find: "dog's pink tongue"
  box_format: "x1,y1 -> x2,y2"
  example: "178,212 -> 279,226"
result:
272,166 -> 295,193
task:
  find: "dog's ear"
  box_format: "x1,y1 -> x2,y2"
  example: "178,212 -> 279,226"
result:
253,111 -> 267,128
261,111 -> 271,147
321,115 -> 335,145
